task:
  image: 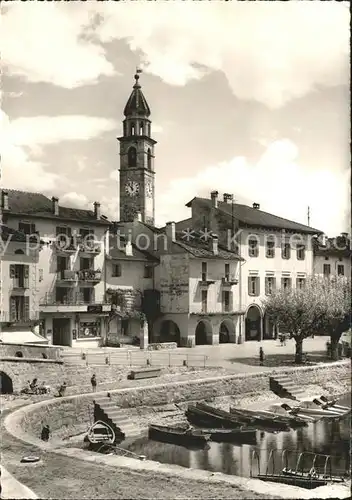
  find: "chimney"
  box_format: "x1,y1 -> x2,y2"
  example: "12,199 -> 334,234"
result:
210,191 -> 218,208
52,196 -> 59,216
94,202 -> 101,219
252,203 -> 260,210
166,221 -> 176,242
125,240 -> 133,257
223,193 -> 233,204
134,211 -> 142,222
2,191 -> 9,210
212,233 -> 219,255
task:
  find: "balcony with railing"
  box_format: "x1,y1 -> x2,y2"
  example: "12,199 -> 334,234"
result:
78,241 -> 102,254
199,273 -> 215,286
77,269 -> 102,283
39,293 -> 111,313
53,236 -> 78,253
56,270 -> 77,283
221,274 -> 238,286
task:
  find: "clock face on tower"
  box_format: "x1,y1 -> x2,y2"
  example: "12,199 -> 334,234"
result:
125,180 -> 140,196
146,179 -> 153,198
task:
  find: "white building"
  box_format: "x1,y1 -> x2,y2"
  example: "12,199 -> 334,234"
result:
1,190 -> 111,348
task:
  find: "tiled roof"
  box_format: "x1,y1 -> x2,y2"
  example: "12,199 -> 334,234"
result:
109,234 -> 157,262
0,225 -> 41,244
174,230 -> 242,260
112,221 -> 241,260
185,197 -> 322,234
313,236 -> 351,257
3,189 -> 110,225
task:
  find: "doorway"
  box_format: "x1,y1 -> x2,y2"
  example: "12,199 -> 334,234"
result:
52,318 -> 71,346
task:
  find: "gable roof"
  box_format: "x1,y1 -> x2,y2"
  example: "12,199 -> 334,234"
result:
185,197 -> 322,234
2,189 -> 110,225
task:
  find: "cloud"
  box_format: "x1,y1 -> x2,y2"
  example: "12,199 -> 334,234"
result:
95,2 -> 349,108
2,3 -> 114,88
156,139 -> 349,236
60,192 -> 90,209
60,191 -> 118,221
0,112 -> 116,192
3,3 -> 348,107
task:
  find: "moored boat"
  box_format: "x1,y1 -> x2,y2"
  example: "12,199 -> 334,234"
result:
310,398 -> 350,415
282,467 -> 345,484
255,473 -> 335,489
283,403 -> 345,418
280,404 -> 319,422
186,404 -> 244,429
229,407 -> 291,431
86,420 -> 116,445
148,423 -> 210,447
319,395 -> 351,413
254,410 -> 308,428
198,426 -> 257,444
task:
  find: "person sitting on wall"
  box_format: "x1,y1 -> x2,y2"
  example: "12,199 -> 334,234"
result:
57,382 -> 67,397
39,382 -> 50,394
30,378 -> 39,392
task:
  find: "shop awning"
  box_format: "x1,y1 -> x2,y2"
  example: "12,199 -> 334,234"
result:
0,329 -> 49,344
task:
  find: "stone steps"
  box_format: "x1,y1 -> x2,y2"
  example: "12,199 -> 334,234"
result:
93,400 -> 140,439
269,375 -> 306,401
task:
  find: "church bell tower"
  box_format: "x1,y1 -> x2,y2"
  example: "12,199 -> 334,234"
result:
118,72 -> 156,225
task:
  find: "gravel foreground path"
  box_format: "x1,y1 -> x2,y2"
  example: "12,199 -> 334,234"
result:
1,409 -> 280,500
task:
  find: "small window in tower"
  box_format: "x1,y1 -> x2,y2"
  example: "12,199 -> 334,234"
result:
131,122 -> 135,135
147,148 -> 152,170
128,147 -> 137,168
140,122 -> 144,135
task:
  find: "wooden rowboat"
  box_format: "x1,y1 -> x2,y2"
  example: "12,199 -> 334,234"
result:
86,421 -> 116,445
229,407 -> 291,431
280,404 -> 319,422
148,423 -> 210,447
284,403 -> 345,418
186,405 -> 245,429
318,396 -> 350,413
199,427 -> 257,444
282,467 -> 345,483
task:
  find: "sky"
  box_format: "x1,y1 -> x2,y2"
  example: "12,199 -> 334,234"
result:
1,1 -> 350,236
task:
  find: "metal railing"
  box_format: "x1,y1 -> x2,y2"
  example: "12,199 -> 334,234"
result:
62,349 -> 209,368
77,269 -> 102,282
39,293 -> 105,306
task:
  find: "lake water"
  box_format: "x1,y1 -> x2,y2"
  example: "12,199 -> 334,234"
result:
121,394 -> 351,478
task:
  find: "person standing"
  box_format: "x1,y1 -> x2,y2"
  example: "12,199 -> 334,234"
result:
91,374 -> 97,392
41,424 -> 51,441
259,347 -> 265,366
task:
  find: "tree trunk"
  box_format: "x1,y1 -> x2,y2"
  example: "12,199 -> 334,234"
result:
295,338 -> 304,364
330,337 -> 340,361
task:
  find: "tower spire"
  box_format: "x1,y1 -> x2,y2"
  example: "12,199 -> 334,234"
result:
124,69 -> 150,117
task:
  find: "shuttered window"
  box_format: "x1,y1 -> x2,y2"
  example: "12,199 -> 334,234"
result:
248,276 -> 260,296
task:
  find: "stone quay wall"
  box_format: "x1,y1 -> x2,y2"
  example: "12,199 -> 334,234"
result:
0,343 -> 61,360
7,361 -> 350,445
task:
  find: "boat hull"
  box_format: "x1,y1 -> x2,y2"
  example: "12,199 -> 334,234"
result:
255,474 -> 329,489
86,420 -> 116,445
230,408 -> 290,431
186,406 -> 243,429
148,425 -> 209,448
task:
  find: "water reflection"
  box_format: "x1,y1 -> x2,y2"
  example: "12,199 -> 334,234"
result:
123,395 -> 350,478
